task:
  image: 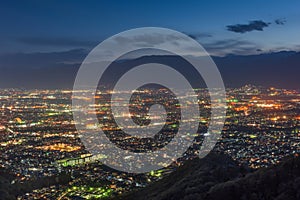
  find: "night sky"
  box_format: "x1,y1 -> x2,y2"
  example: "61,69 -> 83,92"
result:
0,0 -> 299,88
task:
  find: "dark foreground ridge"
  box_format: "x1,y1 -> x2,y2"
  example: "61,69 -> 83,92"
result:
118,152 -> 300,200
0,170 -> 71,200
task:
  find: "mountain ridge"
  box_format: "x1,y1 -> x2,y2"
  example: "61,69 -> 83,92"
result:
118,153 -> 300,200
0,50 -> 299,89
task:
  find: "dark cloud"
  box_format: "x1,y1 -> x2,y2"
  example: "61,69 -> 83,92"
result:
226,20 -> 271,33
274,18 -> 286,25
0,48 -> 87,69
185,32 -> 212,40
0,49 -> 88,89
16,37 -> 98,48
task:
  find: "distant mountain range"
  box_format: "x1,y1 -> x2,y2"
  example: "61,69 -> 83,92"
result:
0,50 -> 299,89
119,152 -> 300,200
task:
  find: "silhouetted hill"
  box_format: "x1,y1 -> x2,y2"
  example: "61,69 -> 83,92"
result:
206,155 -> 300,200
0,171 -> 16,200
212,51 -> 300,89
119,153 -> 300,200
0,169 -> 71,200
0,50 -> 299,89
119,152 -> 250,200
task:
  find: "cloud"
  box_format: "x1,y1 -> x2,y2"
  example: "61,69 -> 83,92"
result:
274,18 -> 286,25
202,39 -> 259,56
16,37 -> 98,48
184,32 -> 213,40
113,33 -> 184,47
111,32 -> 210,57
0,48 -> 87,69
0,49 -> 89,89
226,20 -> 271,33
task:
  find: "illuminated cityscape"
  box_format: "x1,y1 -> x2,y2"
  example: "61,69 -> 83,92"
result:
0,85 -> 299,199
0,0 -> 300,199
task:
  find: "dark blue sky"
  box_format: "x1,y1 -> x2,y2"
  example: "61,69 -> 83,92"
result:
1,0 -> 300,55
0,1 -> 299,89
